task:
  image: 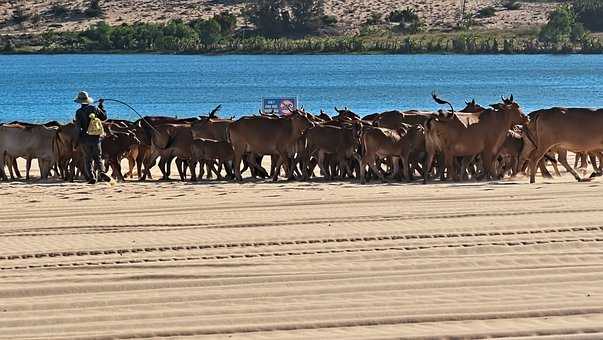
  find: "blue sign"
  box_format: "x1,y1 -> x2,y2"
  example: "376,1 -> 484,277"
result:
262,97 -> 298,116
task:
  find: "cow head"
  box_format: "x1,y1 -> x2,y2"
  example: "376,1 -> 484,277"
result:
334,107 -> 359,120
461,98 -> 485,113
289,110 -> 314,134
492,95 -> 528,126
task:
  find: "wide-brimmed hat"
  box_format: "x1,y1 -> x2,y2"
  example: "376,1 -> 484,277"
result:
74,91 -> 94,104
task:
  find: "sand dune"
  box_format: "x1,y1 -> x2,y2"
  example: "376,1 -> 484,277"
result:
0,0 -> 556,35
1,159 -> 603,339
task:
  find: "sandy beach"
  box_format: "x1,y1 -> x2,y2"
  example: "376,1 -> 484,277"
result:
1,160 -> 603,339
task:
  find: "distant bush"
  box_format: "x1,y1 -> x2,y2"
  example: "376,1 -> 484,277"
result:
244,0 -> 324,37
539,4 -> 587,43
50,3 -> 70,17
386,8 -> 422,33
477,6 -> 496,18
574,0 -> 603,32
503,1 -> 522,10
364,13 -> 382,26
321,15 -> 337,27
11,6 -> 31,24
84,0 -> 103,18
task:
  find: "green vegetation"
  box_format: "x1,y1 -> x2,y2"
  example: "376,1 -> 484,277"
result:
49,3 -> 70,18
84,0 -> 103,18
386,8 -> 423,34
243,0 -> 328,37
11,6 -> 31,24
573,0 -> 603,32
2,0 -> 603,55
28,22 -> 602,54
539,5 -> 587,43
477,6 -> 497,18
503,1 -> 522,10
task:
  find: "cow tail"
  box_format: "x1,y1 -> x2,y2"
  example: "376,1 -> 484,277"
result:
52,132 -> 61,164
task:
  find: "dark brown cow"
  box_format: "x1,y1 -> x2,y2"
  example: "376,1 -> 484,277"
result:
189,138 -> 234,181
301,123 -> 362,180
359,124 -> 425,183
228,112 -> 314,181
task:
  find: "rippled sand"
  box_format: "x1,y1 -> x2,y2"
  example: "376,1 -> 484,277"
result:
1,160 -> 603,339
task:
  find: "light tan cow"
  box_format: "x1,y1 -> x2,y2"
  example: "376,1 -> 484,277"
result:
524,108 -> 603,183
0,124 -> 59,180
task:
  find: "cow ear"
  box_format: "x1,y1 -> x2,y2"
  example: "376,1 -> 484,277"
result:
490,103 -> 501,110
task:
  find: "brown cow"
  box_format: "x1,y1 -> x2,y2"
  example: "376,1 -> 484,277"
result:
524,107 -> 603,183
102,128 -> 141,181
228,112 -> 314,181
424,95 -> 527,183
359,124 -> 424,184
373,111 -> 430,130
300,123 -> 361,180
189,138 -> 234,181
150,123 -> 193,180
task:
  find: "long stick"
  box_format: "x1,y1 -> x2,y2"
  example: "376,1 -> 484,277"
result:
95,98 -> 160,133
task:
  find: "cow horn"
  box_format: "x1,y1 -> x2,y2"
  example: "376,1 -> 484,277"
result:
510,94 -> 514,102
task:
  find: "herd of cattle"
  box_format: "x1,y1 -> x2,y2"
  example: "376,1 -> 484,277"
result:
1,94 -> 602,184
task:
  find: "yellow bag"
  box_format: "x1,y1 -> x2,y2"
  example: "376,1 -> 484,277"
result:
87,113 -> 105,136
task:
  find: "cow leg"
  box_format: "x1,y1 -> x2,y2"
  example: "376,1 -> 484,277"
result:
174,158 -> 185,181
0,154 -> 10,181
401,154 -> 411,182
556,152 -> 585,181
25,158 -> 32,181
189,160 -> 198,181
11,158 -> 21,179
529,146 -> 553,183
588,153 -> 603,178
423,151 -> 435,184
369,159 -> 386,182
272,153 -> 286,182
444,154 -> 457,182
546,154 -> 561,176
389,156 -> 400,180
233,149 -> 244,182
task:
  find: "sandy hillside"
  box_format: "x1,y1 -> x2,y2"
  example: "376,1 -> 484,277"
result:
0,0 -> 558,35
1,160 -> 603,339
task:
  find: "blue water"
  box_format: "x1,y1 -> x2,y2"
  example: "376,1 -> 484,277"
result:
0,54 -> 602,123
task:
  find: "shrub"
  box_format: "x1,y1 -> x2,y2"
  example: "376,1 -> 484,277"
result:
321,15 -> 337,27
503,1 -> 522,10
50,3 -> 70,17
539,5 -> 587,43
477,6 -> 496,18
574,0 -> 603,32
213,11 -> 237,35
84,0 -> 103,18
364,13 -> 382,26
244,0 -> 324,37
386,8 -> 422,33
11,6 -> 31,24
